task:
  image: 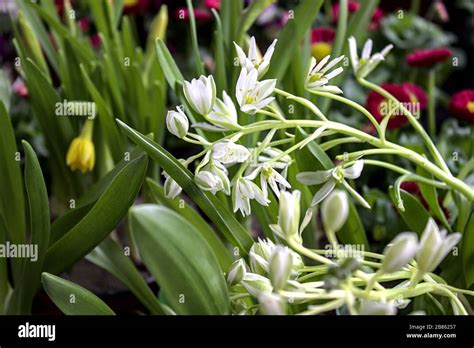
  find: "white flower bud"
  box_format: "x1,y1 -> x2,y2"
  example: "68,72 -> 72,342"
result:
276,190 -> 301,243
258,293 -> 286,315
381,232 -> 418,274
268,246 -> 293,291
212,140 -> 250,165
321,189 -> 349,233
241,273 -> 273,297
166,107 -> 189,138
359,300 -> 397,315
249,239 -> 274,274
416,218 -> 461,274
183,75 -> 216,115
194,171 -> 223,194
227,259 -> 246,286
164,175 -> 182,199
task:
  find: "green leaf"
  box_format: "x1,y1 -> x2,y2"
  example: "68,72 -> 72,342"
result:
462,212 -> 474,287
417,166 -> 451,231
186,0 -> 205,75
0,102 -> 26,285
266,0 -> 324,81
42,273 -> 115,315
211,10 -> 228,93
43,155 -> 148,275
389,187 -> 431,235
86,237 -> 165,314
155,39 -> 184,93
117,119 -> 253,255
236,0 -> 275,43
146,178 -> 232,270
130,205 -> 230,314
221,0 -> 243,48
13,141 -> 50,314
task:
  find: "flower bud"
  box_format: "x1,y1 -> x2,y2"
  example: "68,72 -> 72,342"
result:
258,293 -> 286,315
241,273 -> 273,297
381,232 -> 418,274
249,239 -> 274,275
416,218 -> 461,274
183,75 -> 216,115
276,190 -> 301,243
194,171 -> 223,194
212,140 -> 250,165
227,259 -> 246,286
268,246 -> 293,291
321,189 -> 349,232
166,107 -> 189,138
359,300 -> 397,315
164,175 -> 182,199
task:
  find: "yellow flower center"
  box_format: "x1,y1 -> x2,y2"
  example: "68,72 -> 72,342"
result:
311,42 -> 332,62
245,95 -> 255,104
309,72 -> 323,83
124,0 -> 139,6
467,101 -> 474,113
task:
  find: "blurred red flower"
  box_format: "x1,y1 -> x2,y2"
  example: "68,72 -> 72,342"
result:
123,0 -> 150,14
205,0 -> 220,10
310,27 -> 335,62
332,1 -> 383,31
175,7 -> 212,21
402,83 -> 428,110
449,90 -> 474,124
406,48 -> 452,68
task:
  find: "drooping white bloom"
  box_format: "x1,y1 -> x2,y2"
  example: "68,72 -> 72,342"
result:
321,190 -> 349,233
268,246 -> 293,291
258,293 -> 286,315
246,162 -> 291,200
249,238 -> 275,274
163,172 -> 182,199
296,160 -> 369,208
166,107 -> 189,138
194,161 -> 231,195
233,178 -> 269,216
382,232 -> 419,274
235,68 -> 276,115
359,300 -> 397,315
305,55 -> 345,94
212,140 -> 251,165
416,218 -> 461,274
348,36 -> 393,79
183,75 -> 216,115
234,36 -> 277,78
227,259 -> 247,286
241,273 -> 273,297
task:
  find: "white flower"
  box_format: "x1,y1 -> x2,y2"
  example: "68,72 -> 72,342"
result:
163,172 -> 182,199
268,246 -> 293,291
416,218 -> 461,274
382,232 -> 419,274
212,140 -> 250,165
227,259 -> 247,286
234,36 -> 277,78
321,190 -> 349,233
246,162 -> 291,200
270,190 -> 302,244
305,55 -> 345,94
233,178 -> 269,216
249,238 -> 275,274
241,273 -> 273,297
236,68 -> 276,115
359,300 -> 397,315
258,293 -> 286,315
348,37 -> 393,79
183,75 -> 216,115
194,161 -> 230,195
207,91 -> 239,130
296,160 -> 369,208
166,107 -> 189,138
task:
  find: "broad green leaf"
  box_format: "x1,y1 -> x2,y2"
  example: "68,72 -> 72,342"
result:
86,237 -> 165,314
212,10 -> 228,93
236,0 -> 275,43
266,0 -> 324,81
389,187 -> 431,235
43,155 -> 148,275
0,102 -> 26,285
13,142 -> 50,314
146,178 -> 232,270
186,0 -> 205,75
42,273 -> 115,315
155,39 -> 184,93
417,166 -> 451,231
130,205 -> 230,314
117,120 -> 253,255
462,212 -> 474,287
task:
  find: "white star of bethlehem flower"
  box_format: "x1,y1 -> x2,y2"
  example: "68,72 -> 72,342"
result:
305,55 -> 345,94
234,36 -> 277,78
236,68 -> 276,115
348,36 -> 393,79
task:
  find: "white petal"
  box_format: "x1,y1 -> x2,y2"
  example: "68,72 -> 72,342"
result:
362,39 -> 373,60
324,66 -> 344,80
311,180 -> 336,206
343,160 -> 364,179
297,170 -> 332,185
348,36 -> 359,70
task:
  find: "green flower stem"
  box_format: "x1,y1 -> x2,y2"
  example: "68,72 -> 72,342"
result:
298,298 -> 346,315
287,239 -> 335,266
365,269 -> 384,292
309,248 -> 385,260
337,148 -> 402,160
307,90 -> 385,141
427,69 -> 437,137
358,77 -> 451,175
256,109 -> 285,121
321,137 -> 363,151
362,159 -> 411,175
274,88 -> 327,121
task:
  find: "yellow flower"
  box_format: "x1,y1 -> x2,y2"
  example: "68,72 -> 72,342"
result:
66,121 -> 95,173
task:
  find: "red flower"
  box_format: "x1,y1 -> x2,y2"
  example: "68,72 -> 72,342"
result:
205,0 -> 220,10
12,78 -> 29,99
369,8 -> 384,31
406,48 -> 452,68
449,90 -> 474,124
175,7 -> 212,21
78,17 -> 90,32
310,27 -> 335,62
402,83 -> 428,110
366,83 -> 414,129
90,34 -> 101,49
